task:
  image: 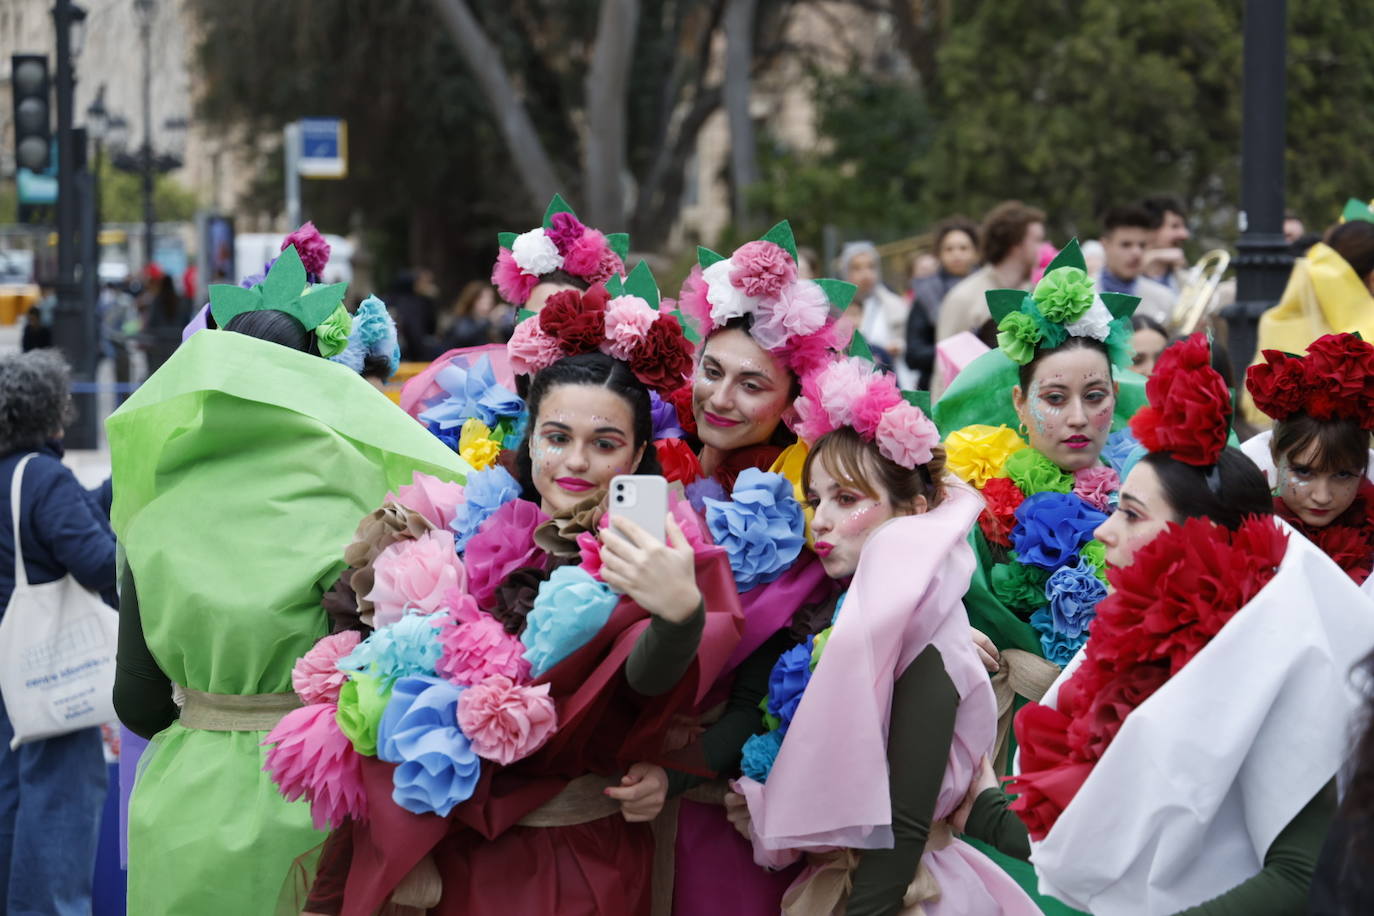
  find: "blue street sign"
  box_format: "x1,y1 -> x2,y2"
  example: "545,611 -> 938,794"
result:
297,118 -> 347,178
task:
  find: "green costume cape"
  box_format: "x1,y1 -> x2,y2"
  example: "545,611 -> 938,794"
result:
108,330 -> 467,915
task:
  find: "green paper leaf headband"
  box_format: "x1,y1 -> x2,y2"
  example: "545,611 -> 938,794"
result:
208,245 -> 350,356
1342,197 -> 1374,224
986,239 -> 1139,368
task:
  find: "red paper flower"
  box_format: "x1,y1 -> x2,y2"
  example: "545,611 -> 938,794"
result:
629,316 -> 694,394
656,438 -> 704,484
978,477 -> 1025,548
1131,333 -> 1230,466
665,385 -> 698,438
1247,334 -> 1374,430
1245,350 -> 1308,420
539,284 -> 610,354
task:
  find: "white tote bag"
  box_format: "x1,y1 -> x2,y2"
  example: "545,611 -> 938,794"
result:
0,453 -> 119,748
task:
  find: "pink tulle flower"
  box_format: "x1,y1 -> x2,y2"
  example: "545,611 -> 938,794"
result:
443,585 -> 483,624
729,241 -> 797,300
750,280 -> 830,351
876,403 -> 940,469
262,703 -> 367,830
577,531 -> 604,580
464,500 -> 548,608
815,357 -> 876,428
281,221 -> 331,277
546,212 -> 587,255
677,265 -> 714,336
291,631 -> 362,705
507,315 -> 566,377
851,376 -> 905,438
1072,465 -> 1121,512
492,248 -> 540,305
603,296 -> 659,361
563,230 -> 623,284
456,676 -> 558,765
389,473 -> 466,531
437,613 -> 532,687
366,530 -> 466,629
776,319 -> 849,379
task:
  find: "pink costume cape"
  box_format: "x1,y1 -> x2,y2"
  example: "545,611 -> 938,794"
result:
738,483 -> 1040,915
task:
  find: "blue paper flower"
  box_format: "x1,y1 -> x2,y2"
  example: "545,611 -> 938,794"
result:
375,675 -> 481,816
648,390 -> 686,441
337,611 -> 444,686
450,466 -> 522,552
685,476 -> 728,515
521,566 -> 620,677
741,729 -> 785,783
1010,492 -> 1107,570
1030,608 -> 1084,666
418,354 -> 524,431
704,469 -> 806,591
1045,562 -> 1107,639
766,638 -> 814,735
499,411 -> 529,451
330,295 -> 401,377
426,421 -> 461,453
1102,429 -> 1145,478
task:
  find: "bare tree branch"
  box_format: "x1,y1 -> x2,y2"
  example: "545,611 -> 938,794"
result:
584,0 -> 641,228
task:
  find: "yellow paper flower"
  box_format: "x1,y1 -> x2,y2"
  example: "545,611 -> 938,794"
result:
943,424 -> 1028,488
458,418 -> 502,471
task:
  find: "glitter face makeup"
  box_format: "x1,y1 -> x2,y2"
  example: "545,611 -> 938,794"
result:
1014,347 -> 1116,472
1094,462 -> 1175,569
530,384 -> 644,515
692,328 -> 793,452
1276,443 -> 1363,529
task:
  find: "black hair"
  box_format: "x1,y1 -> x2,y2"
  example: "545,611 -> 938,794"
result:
1139,194 -> 1188,229
1016,335 -> 1112,391
361,354 -> 393,382
225,309 -> 316,353
703,316 -> 802,449
1327,220 -> 1374,282
1131,314 -> 1168,337
515,351 -> 663,503
932,217 -> 981,255
1140,447 -> 1272,531
1101,205 -> 1155,234
1271,413 -> 1369,475
536,269 -> 590,292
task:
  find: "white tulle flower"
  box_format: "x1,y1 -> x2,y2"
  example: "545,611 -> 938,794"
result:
702,258 -> 758,326
1066,296 -> 1113,341
510,228 -> 564,277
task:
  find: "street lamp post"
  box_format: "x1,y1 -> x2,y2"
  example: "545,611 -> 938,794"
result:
135,0 -> 156,269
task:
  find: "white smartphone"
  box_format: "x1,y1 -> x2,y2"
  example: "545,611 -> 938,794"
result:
608,474 -> 668,544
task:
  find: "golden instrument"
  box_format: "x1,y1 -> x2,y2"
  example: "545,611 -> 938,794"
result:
1170,248 -> 1231,336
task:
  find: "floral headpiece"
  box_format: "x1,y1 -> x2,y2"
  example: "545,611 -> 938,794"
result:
677,221 -> 856,379
506,262 -> 694,395
988,239 -> 1138,368
209,244 -> 352,358
1247,333 -> 1374,432
329,295 -> 401,378
1342,197 -> 1374,224
1130,333 -> 1231,467
792,357 -> 941,468
491,194 -> 630,305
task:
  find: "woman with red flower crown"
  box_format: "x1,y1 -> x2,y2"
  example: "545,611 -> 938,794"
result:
1242,333 -> 1374,584
957,333 -> 1374,915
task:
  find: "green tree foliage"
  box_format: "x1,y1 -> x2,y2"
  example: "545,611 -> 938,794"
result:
99,169 -> 199,224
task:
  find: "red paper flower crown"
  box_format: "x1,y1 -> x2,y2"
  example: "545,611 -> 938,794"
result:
1129,333 -> 1231,467
1246,333 -> 1374,432
505,280 -> 694,395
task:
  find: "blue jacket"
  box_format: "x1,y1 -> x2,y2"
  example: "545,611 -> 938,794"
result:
0,441 -> 118,620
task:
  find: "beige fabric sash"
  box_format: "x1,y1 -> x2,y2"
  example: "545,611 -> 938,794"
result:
990,648 -> 1062,773
515,773 -> 622,827
178,688 -> 301,732
781,821 -> 955,915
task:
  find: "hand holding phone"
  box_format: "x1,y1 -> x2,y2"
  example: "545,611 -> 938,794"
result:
600,475 -> 700,623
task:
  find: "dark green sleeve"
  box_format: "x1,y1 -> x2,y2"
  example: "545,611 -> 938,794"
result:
963,787 -> 1032,860
624,600 -> 705,697
845,645 -> 960,916
114,565 -> 180,740
964,529 -> 1042,655
665,630 -> 792,797
1175,780 -> 1336,916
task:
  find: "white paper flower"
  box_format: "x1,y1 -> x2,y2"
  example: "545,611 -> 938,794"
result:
702,258 -> 758,326
1066,296 -> 1113,342
511,228 -> 564,277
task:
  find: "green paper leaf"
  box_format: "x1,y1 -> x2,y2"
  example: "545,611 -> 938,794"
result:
1343,198 -> 1374,224
1042,238 -> 1086,275
515,308 -> 536,325
606,232 -> 630,261
759,220 -> 799,264
1099,292 -> 1141,321
208,283 -> 261,328
848,330 -> 874,362
604,275 -> 625,297
986,289 -> 1027,324
902,389 -> 932,415
262,245 -> 308,305
542,193 -> 575,227
814,278 -> 857,312
670,309 -> 701,345
498,232 -> 517,250
698,246 -> 726,269
297,282 -> 350,330
621,261 -> 661,310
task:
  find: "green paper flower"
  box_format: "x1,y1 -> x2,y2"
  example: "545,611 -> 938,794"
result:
1031,306 -> 1069,350
335,672 -> 391,757
810,626 -> 834,672
991,559 -> 1050,613
1079,540 -> 1109,584
758,693 -> 782,732
1105,317 -> 1134,369
1033,267 -> 1096,324
1005,448 -> 1074,496
997,311 -> 1042,365
315,304 -> 353,358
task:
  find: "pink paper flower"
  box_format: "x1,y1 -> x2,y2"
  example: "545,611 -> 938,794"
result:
389,473 -> 466,531
291,631 -> 362,705
603,295 -> 660,361
492,248 -> 540,305
366,530 -> 466,629
1072,465 -> 1121,512
457,676 -> 558,765
776,319 -> 849,379
790,372 -> 831,443
546,212 -> 587,255
262,703 -> 367,830
443,585 -> 483,624
670,493 -> 713,552
437,613 -> 532,687
465,500 -> 548,608
876,403 -> 940,469
677,264 -> 714,335
750,280 -> 830,350
507,315 -> 565,377
563,230 -> 623,284
852,376 -> 905,438
281,221 -> 331,277
729,241 -> 797,299
577,531 -> 604,580
815,357 -> 876,428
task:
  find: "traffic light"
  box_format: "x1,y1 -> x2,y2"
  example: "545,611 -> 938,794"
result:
11,54 -> 51,173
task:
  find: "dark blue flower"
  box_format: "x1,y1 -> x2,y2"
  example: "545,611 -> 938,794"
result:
766,639 -> 814,734
705,469 -> 806,590
1010,492 -> 1107,570
741,729 -> 785,783
426,421 -> 461,453
1045,562 -> 1106,639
